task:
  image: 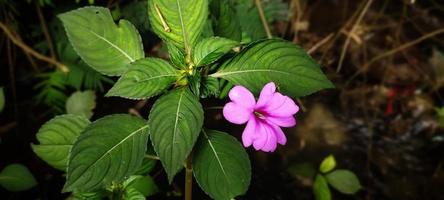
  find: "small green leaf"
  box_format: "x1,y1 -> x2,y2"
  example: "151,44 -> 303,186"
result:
193,37 -> 239,67
64,114 -> 149,192
149,88 -> 204,182
325,169 -> 362,195
147,0 -> 208,53
210,0 -> 242,41
124,175 -> 159,197
313,174 -> 331,200
106,58 -> 178,99
319,155 -> 336,173
211,39 -> 334,98
123,187 -> 145,200
0,87 -> 4,112
200,76 -> 220,98
32,114 -> 90,171
59,6 -> 144,76
193,129 -> 251,200
436,107 -> 444,128
66,91 -> 96,119
167,42 -> 187,69
67,191 -> 106,200
0,164 -> 37,192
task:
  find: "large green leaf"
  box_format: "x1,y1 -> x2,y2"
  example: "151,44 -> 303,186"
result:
325,169 -> 361,194
313,174 -> 331,200
149,88 -> 203,182
210,39 -> 334,98
192,37 -> 239,67
193,130 -> 251,200
124,175 -> 159,197
147,0 -> 208,54
59,6 -> 144,76
66,91 -> 96,119
0,164 -> 37,192
63,114 -> 149,192
106,58 -> 178,99
32,114 -> 90,171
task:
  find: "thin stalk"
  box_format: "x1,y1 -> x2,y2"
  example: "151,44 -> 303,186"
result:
184,154 -> 193,200
254,0 -> 272,39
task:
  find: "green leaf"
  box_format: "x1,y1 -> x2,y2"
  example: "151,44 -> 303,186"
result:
325,169 -> 362,195
167,42 -> 187,69
0,87 -> 4,112
319,155 -> 336,174
106,58 -> 178,99
149,88 -> 204,182
147,0 -> 208,53
124,175 -> 159,197
63,114 -> 149,192
32,114 -> 90,171
193,37 -> 239,67
66,91 -> 96,119
193,129 -> 251,200
0,164 -> 38,192
313,174 -> 331,200
123,187 -> 145,200
210,0 -> 242,41
67,191 -> 106,200
200,76 -> 220,98
211,39 -> 334,98
59,6 -> 144,76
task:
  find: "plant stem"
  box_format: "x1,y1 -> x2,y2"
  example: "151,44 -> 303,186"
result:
254,0 -> 272,39
36,3 -> 57,62
184,154 -> 193,200
0,22 -> 69,73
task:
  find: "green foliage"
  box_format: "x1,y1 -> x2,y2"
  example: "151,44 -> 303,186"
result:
0,87 -> 4,112
193,130 -> 251,200
313,174 -> 331,200
211,39 -> 334,98
32,114 -> 90,171
66,91 -> 96,119
192,37 -> 239,67
209,0 -> 242,41
123,175 -> 159,197
325,170 -> 362,195
0,164 -> 38,192
59,7 -> 144,76
64,114 -> 149,192
106,58 -> 179,99
319,155 -> 336,174
149,88 -> 204,182
121,0 -> 151,35
67,191 -> 106,200
147,0 -> 208,53
34,71 -> 68,113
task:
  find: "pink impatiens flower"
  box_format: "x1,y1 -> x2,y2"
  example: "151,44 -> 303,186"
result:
223,82 -> 299,152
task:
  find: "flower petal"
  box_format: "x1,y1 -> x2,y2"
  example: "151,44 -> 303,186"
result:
261,93 -> 299,117
223,102 -> 252,124
242,117 -> 257,147
228,86 -> 256,109
256,82 -> 276,108
269,123 -> 287,145
252,121 -> 277,152
266,116 -> 296,127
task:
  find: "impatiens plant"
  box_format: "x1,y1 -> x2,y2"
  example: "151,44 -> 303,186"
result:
31,1 -> 333,199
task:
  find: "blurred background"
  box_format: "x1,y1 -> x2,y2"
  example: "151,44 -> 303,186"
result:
1,0 -> 444,199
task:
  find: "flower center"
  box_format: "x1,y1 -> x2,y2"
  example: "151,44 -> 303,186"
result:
254,111 -> 266,119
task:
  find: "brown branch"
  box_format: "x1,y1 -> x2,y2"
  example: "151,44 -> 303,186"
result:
0,22 -> 69,73
336,0 -> 374,73
307,33 -> 334,54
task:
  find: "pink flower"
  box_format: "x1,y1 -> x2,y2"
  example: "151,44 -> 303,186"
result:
223,82 -> 299,152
